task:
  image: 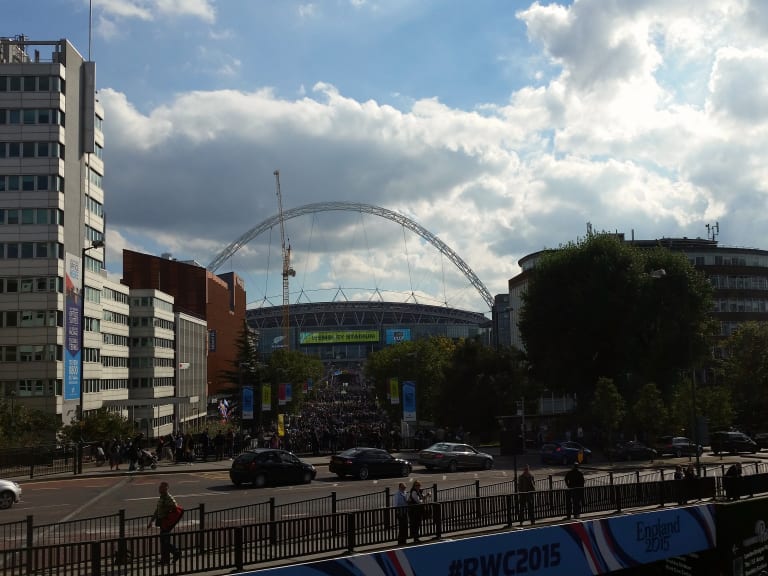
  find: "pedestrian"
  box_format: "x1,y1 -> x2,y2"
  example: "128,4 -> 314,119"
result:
518,464 -> 536,525
214,431 -> 225,461
394,482 -> 409,545
684,463 -> 698,502
146,481 -> 183,565
564,462 -> 584,519
673,465 -> 686,504
408,480 -> 429,543
109,439 -> 121,471
725,462 -> 743,500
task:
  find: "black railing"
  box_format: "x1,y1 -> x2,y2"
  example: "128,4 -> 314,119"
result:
2,463 -> 767,575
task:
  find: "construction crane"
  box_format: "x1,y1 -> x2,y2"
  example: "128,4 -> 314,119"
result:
274,170 -> 295,350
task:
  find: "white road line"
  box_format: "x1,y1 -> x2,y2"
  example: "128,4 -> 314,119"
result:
58,476 -> 132,523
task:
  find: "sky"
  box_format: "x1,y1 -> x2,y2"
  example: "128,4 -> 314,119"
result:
6,0 -> 768,316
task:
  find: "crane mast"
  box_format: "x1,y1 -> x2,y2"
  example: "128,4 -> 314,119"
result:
274,170 -> 295,350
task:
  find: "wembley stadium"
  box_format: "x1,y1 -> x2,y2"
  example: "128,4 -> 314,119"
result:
246,300 -> 490,367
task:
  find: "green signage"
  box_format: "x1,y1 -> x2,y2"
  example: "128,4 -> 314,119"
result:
299,330 -> 380,344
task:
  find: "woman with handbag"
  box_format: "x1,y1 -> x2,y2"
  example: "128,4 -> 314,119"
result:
146,481 -> 183,565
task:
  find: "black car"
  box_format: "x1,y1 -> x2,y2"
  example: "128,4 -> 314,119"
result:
329,447 -> 412,480
229,448 -> 316,488
753,432 -> 768,450
710,431 -> 758,455
539,441 -> 592,465
654,436 -> 703,458
608,441 -> 657,461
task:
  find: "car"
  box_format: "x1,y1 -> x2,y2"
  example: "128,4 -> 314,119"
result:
229,448 -> 316,488
608,441 -> 657,461
540,441 -> 592,465
0,479 -> 21,509
710,431 -> 758,455
329,447 -> 412,480
655,436 -> 703,458
418,442 -> 494,472
753,432 -> 768,450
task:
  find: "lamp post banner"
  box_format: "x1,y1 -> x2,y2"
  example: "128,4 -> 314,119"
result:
402,381 -> 416,422
64,252 -> 83,401
242,386 -> 254,420
390,377 -> 400,405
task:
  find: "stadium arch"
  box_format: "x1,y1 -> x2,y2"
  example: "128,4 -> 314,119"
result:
206,201 -> 494,311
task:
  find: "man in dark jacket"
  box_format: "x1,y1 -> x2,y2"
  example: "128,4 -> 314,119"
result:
564,462 -> 585,519
518,465 -> 536,525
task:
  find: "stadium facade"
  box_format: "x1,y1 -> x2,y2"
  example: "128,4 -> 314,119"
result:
247,301 -> 490,367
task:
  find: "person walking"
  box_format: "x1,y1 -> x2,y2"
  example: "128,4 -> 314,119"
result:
725,462 -> 743,500
518,464 -> 536,525
408,481 -> 428,543
564,462 -> 585,519
673,465 -> 686,504
394,482 -> 409,545
684,463 -> 699,503
146,481 -> 183,565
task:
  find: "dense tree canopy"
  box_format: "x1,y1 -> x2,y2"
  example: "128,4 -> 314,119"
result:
519,234 -> 714,405
721,321 -> 768,433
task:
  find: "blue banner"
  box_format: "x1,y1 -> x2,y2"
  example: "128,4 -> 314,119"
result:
237,504 -> 716,576
242,386 -> 254,420
386,328 -> 411,344
402,381 -> 416,422
64,252 -> 82,402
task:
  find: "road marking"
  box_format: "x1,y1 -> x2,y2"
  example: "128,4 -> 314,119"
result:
57,476 -> 132,524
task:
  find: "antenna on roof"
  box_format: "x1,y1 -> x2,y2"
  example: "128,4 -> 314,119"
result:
88,0 -> 93,60
706,222 -> 720,242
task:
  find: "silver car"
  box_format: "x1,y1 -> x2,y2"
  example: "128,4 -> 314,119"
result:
418,442 -> 494,472
0,479 -> 21,509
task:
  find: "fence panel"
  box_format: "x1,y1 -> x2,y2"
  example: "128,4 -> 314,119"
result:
205,501 -> 271,528
337,489 -> 388,513
0,519 -> 26,551
275,494 -> 333,520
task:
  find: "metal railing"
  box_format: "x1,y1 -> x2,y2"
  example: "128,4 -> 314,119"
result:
3,472 -> 768,575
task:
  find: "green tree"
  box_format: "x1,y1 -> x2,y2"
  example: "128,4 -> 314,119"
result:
0,401 -> 60,447
438,340 -> 529,442
590,377 -> 625,450
627,382 -> 667,441
59,408 -> 135,445
519,233 -> 714,404
364,337 -> 455,425
264,349 -> 323,414
721,321 -> 768,432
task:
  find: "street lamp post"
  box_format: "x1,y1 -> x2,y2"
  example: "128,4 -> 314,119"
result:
78,239 -> 104,426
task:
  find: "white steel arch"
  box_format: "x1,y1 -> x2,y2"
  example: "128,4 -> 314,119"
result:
207,201 -> 494,311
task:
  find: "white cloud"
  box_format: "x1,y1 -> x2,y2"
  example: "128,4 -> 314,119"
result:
87,0 -> 768,313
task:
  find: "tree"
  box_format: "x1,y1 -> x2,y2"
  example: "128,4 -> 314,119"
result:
59,408 -> 135,445
364,337 -> 455,425
519,233 -> 714,404
264,349 -> 323,414
627,382 -> 667,442
721,321 -> 768,432
0,401 -> 60,447
590,377 -> 625,450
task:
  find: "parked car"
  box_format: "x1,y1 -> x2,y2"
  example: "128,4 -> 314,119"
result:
329,447 -> 412,480
710,431 -> 758,455
418,442 -> 494,472
540,441 -> 592,465
753,432 -> 768,450
608,441 -> 657,461
655,436 -> 703,458
0,479 -> 21,509
229,448 -> 316,488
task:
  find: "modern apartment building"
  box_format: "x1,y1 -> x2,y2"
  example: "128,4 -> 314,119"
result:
0,37 -> 109,425
0,37 -> 209,437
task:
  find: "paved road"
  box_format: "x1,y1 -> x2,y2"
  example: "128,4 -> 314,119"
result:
5,446 -> 758,527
